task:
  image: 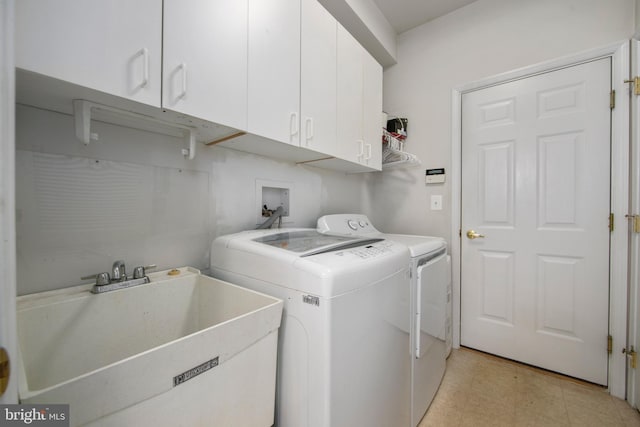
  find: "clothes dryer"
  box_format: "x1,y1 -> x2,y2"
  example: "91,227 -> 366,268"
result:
210,229 -> 411,427
317,214 -> 451,427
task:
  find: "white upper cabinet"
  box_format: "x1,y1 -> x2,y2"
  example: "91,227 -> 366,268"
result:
15,0 -> 382,172
336,26 -> 365,164
248,0 -> 301,146
163,0 -> 248,131
300,0 -> 337,155
336,25 -> 383,170
363,50 -> 383,170
15,0 -> 162,107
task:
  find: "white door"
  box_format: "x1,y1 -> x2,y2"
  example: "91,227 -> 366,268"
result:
0,0 -> 17,403
630,39 -> 640,407
461,58 -> 611,385
163,0 -> 247,130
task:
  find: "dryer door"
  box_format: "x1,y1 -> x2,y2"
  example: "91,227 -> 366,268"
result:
416,250 -> 448,358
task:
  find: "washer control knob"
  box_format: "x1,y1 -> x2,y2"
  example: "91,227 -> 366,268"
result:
358,220 -> 366,228
347,220 -> 358,230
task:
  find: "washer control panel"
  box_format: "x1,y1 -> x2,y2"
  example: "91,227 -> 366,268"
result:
317,214 -> 380,236
350,242 -> 393,259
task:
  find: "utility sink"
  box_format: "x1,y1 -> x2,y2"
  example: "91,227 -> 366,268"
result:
17,267 -> 283,426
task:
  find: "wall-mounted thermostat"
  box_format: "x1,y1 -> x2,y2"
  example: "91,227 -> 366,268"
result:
425,168 -> 446,184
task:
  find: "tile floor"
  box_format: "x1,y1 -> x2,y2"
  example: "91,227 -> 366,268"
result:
419,347 -> 640,427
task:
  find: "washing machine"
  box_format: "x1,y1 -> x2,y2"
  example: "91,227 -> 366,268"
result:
210,228 -> 412,427
317,214 -> 451,427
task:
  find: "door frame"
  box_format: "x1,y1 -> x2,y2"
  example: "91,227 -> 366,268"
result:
629,38 -> 640,408
450,41 -> 630,399
0,0 -> 17,403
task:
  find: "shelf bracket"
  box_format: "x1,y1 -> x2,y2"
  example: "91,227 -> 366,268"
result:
182,130 -> 196,160
73,99 -> 99,144
72,99 -> 198,160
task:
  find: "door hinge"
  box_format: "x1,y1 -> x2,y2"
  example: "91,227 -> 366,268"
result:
609,213 -> 614,232
625,214 -> 640,233
623,346 -> 637,368
610,90 -> 616,109
459,229 -> 462,238
625,76 -> 640,96
607,335 -> 613,354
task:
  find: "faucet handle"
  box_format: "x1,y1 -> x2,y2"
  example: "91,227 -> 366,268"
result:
133,264 -> 157,279
81,272 -> 111,286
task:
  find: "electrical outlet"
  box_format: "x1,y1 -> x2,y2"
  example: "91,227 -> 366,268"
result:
430,195 -> 443,211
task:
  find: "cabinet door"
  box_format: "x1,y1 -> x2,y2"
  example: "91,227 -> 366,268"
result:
248,0 -> 301,146
336,25 -> 364,163
300,0 -> 337,155
363,50 -> 383,170
15,0 -> 161,107
163,0 -> 247,131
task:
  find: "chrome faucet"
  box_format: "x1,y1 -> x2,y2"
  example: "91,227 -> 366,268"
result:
81,262 -> 156,294
112,260 -> 126,282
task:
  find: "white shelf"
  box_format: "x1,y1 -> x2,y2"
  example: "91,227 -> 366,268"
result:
382,129 -> 420,169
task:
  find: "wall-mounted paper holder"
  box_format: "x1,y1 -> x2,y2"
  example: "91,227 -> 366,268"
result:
73,99 -> 197,160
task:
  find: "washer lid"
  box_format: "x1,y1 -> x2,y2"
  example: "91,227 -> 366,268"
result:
253,230 -> 382,257
382,233 -> 446,257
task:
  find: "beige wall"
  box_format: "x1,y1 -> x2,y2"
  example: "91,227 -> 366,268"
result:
368,0 -> 635,242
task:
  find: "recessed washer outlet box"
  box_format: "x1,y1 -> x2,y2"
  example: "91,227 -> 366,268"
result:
255,179 -> 293,225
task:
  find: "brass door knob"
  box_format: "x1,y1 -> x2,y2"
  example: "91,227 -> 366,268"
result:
0,347 -> 9,397
466,230 -> 485,239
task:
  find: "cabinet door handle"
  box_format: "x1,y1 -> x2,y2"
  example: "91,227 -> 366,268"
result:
290,112 -> 299,138
365,143 -> 372,160
177,63 -> 187,100
305,117 -> 314,144
357,140 -> 364,161
140,47 -> 149,88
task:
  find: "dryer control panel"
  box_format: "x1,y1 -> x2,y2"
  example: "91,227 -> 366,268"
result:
317,214 -> 379,236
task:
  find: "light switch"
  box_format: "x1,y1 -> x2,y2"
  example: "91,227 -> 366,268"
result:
430,195 -> 443,210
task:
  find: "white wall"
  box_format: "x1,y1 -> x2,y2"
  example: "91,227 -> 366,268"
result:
319,0 -> 397,66
370,0 -> 635,242
15,105 -> 367,295
636,0 -> 640,36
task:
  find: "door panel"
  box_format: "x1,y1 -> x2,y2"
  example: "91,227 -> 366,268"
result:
479,141 -> 514,225
461,58 -> 611,385
478,250 -> 514,325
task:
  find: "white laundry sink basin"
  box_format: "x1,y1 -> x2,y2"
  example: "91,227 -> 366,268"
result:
17,267 -> 283,427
